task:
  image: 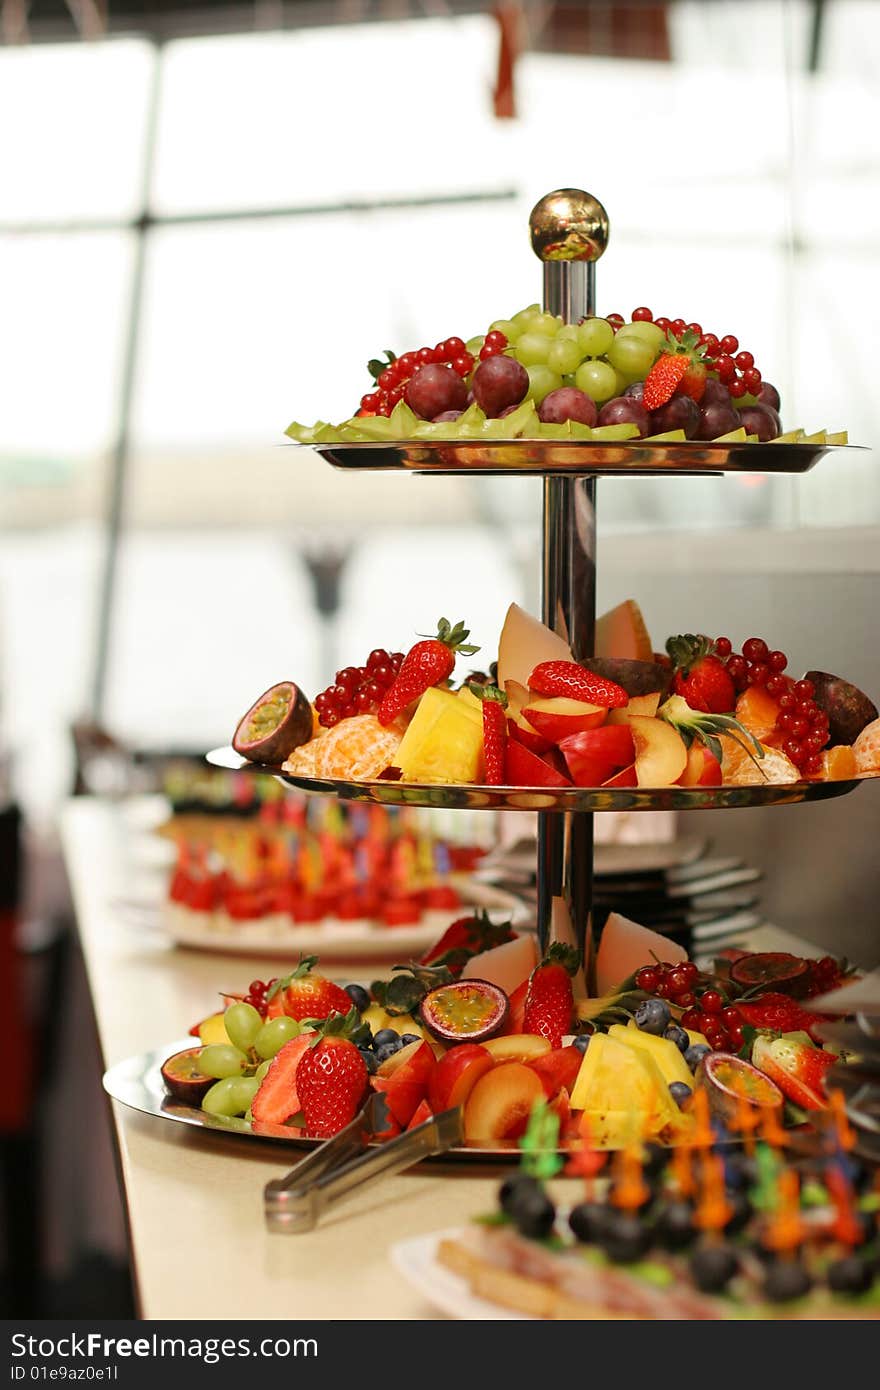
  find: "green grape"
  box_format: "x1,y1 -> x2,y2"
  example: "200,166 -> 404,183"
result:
202,1077 -> 247,1117
577,318 -> 614,358
255,1015 -> 301,1060
575,359 -> 618,404
199,1044 -> 248,1079
515,332 -> 552,367
466,335 -> 484,355
525,364 -> 563,405
224,1001 -> 263,1053
607,333 -> 656,382
530,312 -> 562,339
616,320 -> 667,352
254,1059 -> 272,1081
490,318 -> 519,342
233,1077 -> 260,1112
556,324 -> 581,343
511,302 -> 541,327
547,337 -> 583,376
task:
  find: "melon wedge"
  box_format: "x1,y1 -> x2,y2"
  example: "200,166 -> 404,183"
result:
497,603 -> 573,693
460,935 -> 538,995
595,911 -> 687,994
595,599 -> 653,663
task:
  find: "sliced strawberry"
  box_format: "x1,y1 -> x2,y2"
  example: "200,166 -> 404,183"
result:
420,908 -> 515,974
527,660 -> 628,708
500,979 -> 529,1035
751,1034 -> 838,1110
736,992 -> 829,1042
250,1033 -> 315,1125
643,330 -> 708,410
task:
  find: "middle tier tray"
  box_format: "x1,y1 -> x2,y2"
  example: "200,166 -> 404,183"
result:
206,746 -> 866,812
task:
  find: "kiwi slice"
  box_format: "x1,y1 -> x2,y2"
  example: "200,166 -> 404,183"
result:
232,681 -> 314,765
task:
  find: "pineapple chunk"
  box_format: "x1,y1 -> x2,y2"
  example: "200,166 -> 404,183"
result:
570,1031 -> 680,1140
615,1022 -> 696,1089
394,687 -> 484,783
457,686 -> 483,714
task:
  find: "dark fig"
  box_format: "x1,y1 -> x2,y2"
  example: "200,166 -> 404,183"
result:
580,655 -> 673,699
161,1047 -> 214,1104
804,671 -> 879,747
419,978 -> 509,1045
232,681 -> 313,764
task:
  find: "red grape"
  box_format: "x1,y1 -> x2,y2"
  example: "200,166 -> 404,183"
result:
539,386 -> 599,427
404,363 -> 468,420
701,378 -> 732,407
649,394 -> 700,438
471,355 -> 529,417
695,400 -> 741,440
597,396 -> 650,436
739,403 -> 780,441
757,381 -> 781,411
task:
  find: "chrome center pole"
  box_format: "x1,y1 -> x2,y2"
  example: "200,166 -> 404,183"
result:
529,190 -> 610,978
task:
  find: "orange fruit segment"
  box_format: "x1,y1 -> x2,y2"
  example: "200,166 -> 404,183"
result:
817,745 -> 857,781
719,735 -> 799,785
734,686 -> 782,744
313,715 -> 402,780
853,717 -> 880,773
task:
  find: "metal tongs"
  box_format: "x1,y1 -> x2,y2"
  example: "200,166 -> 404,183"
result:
264,1093 -> 463,1233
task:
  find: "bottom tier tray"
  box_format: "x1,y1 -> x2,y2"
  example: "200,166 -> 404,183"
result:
206,746 -> 868,812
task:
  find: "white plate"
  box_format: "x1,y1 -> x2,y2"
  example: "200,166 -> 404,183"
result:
390,1228 -> 530,1320
114,878 -> 530,959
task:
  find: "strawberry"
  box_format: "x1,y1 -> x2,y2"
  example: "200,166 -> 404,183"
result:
751,1034 -> 838,1110
250,1033 -> 315,1126
527,660 -> 628,709
295,1009 -> 370,1138
264,955 -> 353,1023
377,618 -> 479,726
468,682 -> 508,784
643,330 -> 708,409
736,992 -> 830,1042
420,907 -> 515,975
666,634 -> 736,714
523,942 -> 580,1048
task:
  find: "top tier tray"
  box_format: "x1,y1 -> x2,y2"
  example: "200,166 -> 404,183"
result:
306,439 -> 859,477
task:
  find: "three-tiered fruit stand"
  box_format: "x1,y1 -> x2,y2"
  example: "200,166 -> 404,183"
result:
210,188 -> 865,978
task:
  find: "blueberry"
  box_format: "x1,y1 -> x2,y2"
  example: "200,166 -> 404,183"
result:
641,1141 -> 670,1180
669,1081 -> 693,1107
499,1172 -> 541,1216
398,1033 -> 422,1047
600,1211 -> 651,1264
654,1199 -> 696,1251
684,1043 -> 711,1071
763,1260 -> 812,1303
572,1033 -> 592,1054
568,1201 -> 609,1244
374,1041 -> 402,1064
828,1254 -> 873,1296
690,1242 -> 739,1293
664,1023 -> 689,1054
345,983 -> 371,1012
634,998 -> 671,1035
723,1187 -> 752,1236
373,1028 -> 401,1049
358,1047 -> 378,1074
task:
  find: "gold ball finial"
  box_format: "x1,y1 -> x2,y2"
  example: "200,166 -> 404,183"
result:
529,189 -> 610,263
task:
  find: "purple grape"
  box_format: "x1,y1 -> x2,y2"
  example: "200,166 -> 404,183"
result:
739,403 -> 781,441
757,381 -> 781,412
432,410 -> 462,422
649,394 -> 700,438
404,364 -> 468,421
471,355 -> 529,417
538,387 -> 598,426
695,400 -> 742,440
701,378 -> 732,408
597,396 -> 650,437
623,381 -> 645,402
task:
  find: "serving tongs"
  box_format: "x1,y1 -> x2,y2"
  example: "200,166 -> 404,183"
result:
264,1093 -> 463,1233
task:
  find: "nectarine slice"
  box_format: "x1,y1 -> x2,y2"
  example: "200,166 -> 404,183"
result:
428,1044 -> 493,1113
483,1034 -> 551,1063
629,715 -> 687,787
678,743 -> 722,787
463,1062 -> 545,1142
523,697 -> 606,742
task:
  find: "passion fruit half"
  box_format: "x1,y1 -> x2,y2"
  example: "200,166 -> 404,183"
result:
695,1051 -> 784,1126
232,681 -> 313,764
161,1047 -> 215,1104
419,978 -> 509,1045
729,952 -> 810,997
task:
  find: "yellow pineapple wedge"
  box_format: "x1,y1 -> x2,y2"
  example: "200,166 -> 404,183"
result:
570,1032 -> 684,1143
394,687 -> 484,783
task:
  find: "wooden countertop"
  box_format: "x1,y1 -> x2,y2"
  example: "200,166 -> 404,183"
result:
60,794 -> 813,1321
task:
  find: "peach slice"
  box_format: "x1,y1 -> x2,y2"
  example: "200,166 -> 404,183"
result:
427,1043 -> 493,1113
483,1034 -> 551,1063
463,1062 -> 545,1142
507,715 -> 553,756
629,715 -> 687,787
523,697 -> 606,743
677,743 -> 722,787
605,691 -> 662,725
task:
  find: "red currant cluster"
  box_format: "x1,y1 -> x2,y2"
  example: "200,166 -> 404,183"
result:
314,648 -> 405,729
714,635 -> 830,776
803,954 -> 848,999
612,309 -> 763,397
634,961 -> 744,1051
244,977 -> 277,1016
359,337 -> 477,418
